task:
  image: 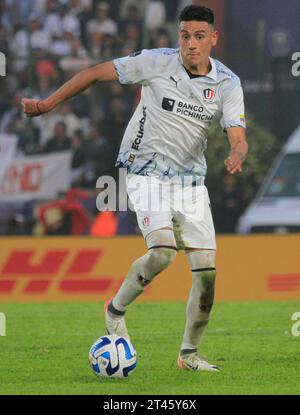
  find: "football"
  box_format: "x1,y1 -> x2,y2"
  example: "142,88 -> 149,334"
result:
88,334 -> 137,379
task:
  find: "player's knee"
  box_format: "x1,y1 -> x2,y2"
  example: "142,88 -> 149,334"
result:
133,248 -> 177,289
147,247 -> 177,274
186,249 -> 216,270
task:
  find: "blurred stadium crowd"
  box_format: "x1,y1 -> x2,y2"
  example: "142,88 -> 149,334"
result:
0,0 -> 177,172
0,0 -> 184,236
0,0 -> 252,237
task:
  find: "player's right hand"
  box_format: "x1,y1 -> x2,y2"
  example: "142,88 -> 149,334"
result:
21,98 -> 47,118
224,155 -> 243,175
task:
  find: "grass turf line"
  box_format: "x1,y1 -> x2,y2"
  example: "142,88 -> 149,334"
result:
0,301 -> 299,395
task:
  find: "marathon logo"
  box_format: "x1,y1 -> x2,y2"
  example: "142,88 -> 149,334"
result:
203,88 -> 215,102
131,106 -> 147,151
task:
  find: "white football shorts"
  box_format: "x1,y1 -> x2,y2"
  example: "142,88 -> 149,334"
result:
126,173 -> 216,250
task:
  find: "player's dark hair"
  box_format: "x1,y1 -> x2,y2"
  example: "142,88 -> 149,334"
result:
179,5 -> 214,26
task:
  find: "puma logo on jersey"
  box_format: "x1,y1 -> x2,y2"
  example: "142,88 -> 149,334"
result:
170,76 -> 181,88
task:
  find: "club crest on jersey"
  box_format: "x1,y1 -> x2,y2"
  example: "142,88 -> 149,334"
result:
203,88 -> 215,102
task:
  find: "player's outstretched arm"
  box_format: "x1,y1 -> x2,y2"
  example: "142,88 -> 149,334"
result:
21,61 -> 118,117
224,126 -> 248,175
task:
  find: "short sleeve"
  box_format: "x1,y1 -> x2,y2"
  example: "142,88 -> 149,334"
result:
113,49 -> 157,85
220,80 -> 246,131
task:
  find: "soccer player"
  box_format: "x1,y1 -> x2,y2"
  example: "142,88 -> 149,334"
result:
22,5 -> 248,372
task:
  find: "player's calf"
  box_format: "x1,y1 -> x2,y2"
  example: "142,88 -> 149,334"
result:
180,250 -> 217,358
105,229 -> 177,339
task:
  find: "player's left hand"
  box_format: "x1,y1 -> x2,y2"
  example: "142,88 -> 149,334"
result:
224,153 -> 244,175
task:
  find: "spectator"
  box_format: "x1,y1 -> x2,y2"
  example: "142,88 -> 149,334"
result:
68,0 -> 92,17
43,121 -> 71,153
118,4 -> 143,38
83,123 -> 111,183
88,29 -> 104,58
10,13 -> 50,71
33,102 -> 82,148
34,76 -> 56,101
36,189 -> 90,235
148,27 -> 171,49
100,33 -> 120,58
0,0 -> 14,37
153,29 -> 172,48
69,36 -> 88,58
60,103 -> 82,137
71,129 -> 86,169
0,93 -> 22,134
50,31 -> 74,57
1,0 -> 220,237
44,2 -> 81,39
0,26 -> 9,57
35,52 -> 59,83
212,175 -> 247,233
144,0 -> 166,30
124,24 -> 142,51
17,119 -> 40,154
4,0 -> 38,27
87,2 -> 118,37
102,96 -> 130,179
118,0 -> 147,19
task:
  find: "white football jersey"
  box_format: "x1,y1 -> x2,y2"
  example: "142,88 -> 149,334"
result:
113,48 -> 245,182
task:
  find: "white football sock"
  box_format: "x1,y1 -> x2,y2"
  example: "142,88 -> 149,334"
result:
112,229 -> 177,314
180,250 -> 216,353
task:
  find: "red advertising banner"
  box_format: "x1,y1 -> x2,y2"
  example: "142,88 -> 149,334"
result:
0,235 -> 299,303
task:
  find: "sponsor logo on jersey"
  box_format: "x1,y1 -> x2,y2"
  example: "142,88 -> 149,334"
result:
143,217 -> 150,227
177,101 -> 213,121
131,106 -> 147,151
162,97 -> 175,112
203,88 -> 215,102
128,153 -> 136,163
162,97 -> 213,121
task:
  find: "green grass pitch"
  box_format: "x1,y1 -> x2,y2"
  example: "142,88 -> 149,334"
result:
0,301 -> 299,395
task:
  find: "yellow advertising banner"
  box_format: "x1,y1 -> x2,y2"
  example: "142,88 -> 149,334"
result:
0,235 -> 299,303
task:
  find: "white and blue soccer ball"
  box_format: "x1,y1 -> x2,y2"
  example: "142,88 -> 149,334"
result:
88,334 -> 137,379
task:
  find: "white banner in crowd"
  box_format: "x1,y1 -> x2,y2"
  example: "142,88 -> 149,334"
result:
0,151 -> 72,201
0,134 -> 17,183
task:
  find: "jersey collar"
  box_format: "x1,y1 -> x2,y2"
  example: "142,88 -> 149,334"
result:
178,51 -> 217,81
206,57 -> 217,80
